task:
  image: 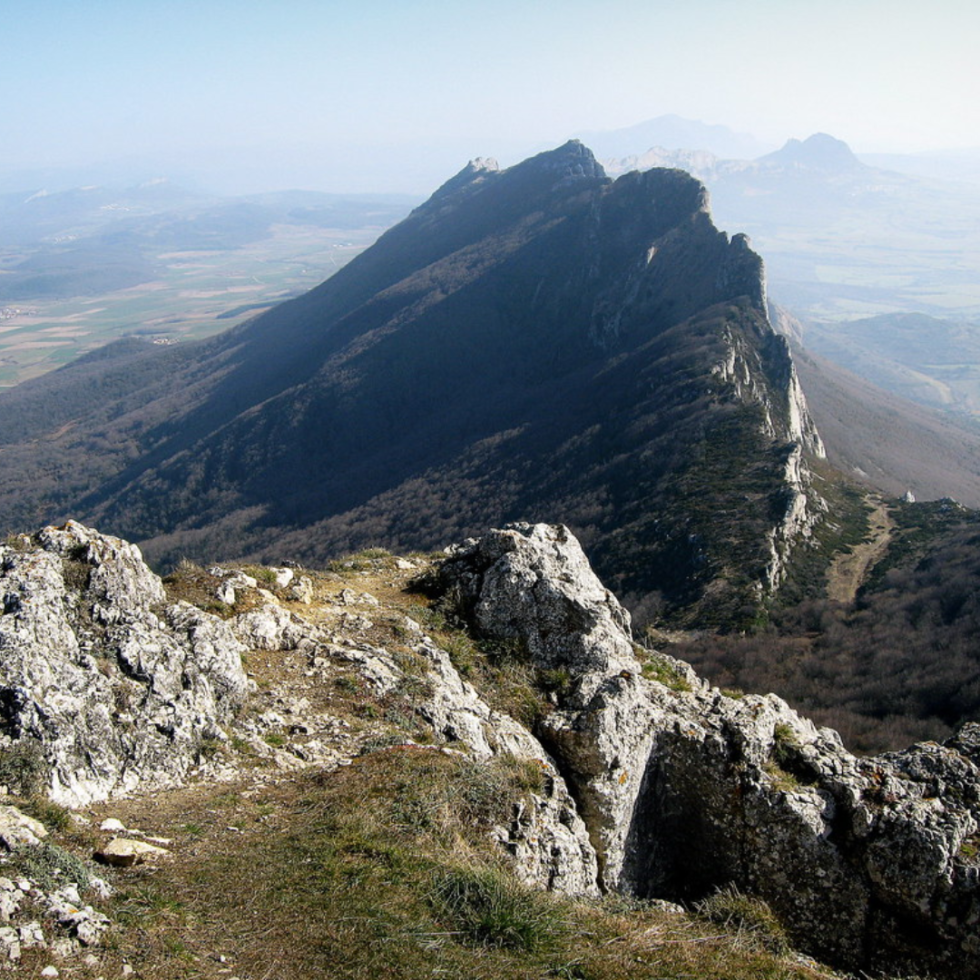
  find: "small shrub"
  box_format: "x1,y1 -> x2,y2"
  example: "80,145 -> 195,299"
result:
640,655 -> 692,692
61,558 -> 92,592
396,675 -> 434,702
357,548 -> 391,560
384,704 -> 415,728
197,736 -> 224,760
409,602 -> 447,632
450,756 -> 545,824
772,723 -> 800,768
482,636 -> 528,665
537,668 -> 572,697
10,840 -> 95,892
357,733 -> 409,756
21,796 -> 72,833
763,760 -> 801,793
327,548 -> 391,574
439,631 -> 477,674
0,741 -> 50,796
242,565 -> 278,585
164,558 -> 205,581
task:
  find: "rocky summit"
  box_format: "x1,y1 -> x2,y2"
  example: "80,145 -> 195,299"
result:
0,520 -> 976,976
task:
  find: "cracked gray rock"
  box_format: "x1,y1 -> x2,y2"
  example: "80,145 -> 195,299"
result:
438,522 -> 980,977
0,522 -> 249,806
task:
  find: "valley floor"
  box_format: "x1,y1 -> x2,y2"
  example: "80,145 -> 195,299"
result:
824,498 -> 894,604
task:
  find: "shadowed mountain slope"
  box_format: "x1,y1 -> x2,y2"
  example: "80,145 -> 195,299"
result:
0,142 -> 825,625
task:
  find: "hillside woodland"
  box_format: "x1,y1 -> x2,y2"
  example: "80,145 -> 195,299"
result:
672,499 -> 980,753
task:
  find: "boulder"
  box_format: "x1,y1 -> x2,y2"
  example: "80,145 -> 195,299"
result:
95,838 -> 170,868
0,804 -> 48,849
0,522 -> 249,806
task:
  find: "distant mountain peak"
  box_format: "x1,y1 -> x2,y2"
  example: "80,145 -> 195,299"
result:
421,155 -> 502,207
420,141 -> 605,216
762,132 -> 863,171
578,116 -> 772,162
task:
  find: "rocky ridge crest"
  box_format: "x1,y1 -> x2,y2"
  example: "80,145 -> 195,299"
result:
438,524 -> 980,975
1,521 -> 975,976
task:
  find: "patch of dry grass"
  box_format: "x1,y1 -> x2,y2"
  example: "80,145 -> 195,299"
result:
52,752 -> 845,980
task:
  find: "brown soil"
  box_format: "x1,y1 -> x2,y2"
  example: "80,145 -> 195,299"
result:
824,498 -> 894,604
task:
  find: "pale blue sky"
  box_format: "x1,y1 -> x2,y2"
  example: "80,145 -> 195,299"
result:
4,0 -> 978,193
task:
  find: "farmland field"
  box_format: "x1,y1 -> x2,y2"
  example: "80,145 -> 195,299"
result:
0,184 -> 414,387
0,225 -> 385,387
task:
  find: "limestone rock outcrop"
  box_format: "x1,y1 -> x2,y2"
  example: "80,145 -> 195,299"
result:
0,522 -> 598,895
225,597 -> 599,896
3,518 -> 978,975
0,522 -> 249,806
439,522 -> 980,977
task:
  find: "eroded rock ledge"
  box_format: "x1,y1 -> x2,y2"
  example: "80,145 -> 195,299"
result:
0,520 -> 977,976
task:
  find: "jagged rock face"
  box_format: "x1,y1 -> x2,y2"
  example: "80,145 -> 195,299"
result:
0,522 -> 599,894
440,523 -> 980,977
0,522 -> 249,806
446,524 -> 636,693
0,141 -> 824,627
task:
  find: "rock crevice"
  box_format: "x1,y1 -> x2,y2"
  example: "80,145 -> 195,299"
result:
438,522 -> 980,976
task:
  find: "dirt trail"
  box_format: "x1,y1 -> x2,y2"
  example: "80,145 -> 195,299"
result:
825,498 -> 894,604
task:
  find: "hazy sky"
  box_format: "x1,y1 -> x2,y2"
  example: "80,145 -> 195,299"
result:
4,0 -> 978,193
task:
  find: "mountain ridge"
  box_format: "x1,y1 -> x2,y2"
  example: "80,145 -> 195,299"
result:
0,141 -> 827,626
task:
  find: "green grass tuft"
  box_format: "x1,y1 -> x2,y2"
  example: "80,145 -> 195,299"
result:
696,883 -> 790,955
432,865 -> 565,951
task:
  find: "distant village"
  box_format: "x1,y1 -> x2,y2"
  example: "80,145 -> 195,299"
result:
0,306 -> 36,321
